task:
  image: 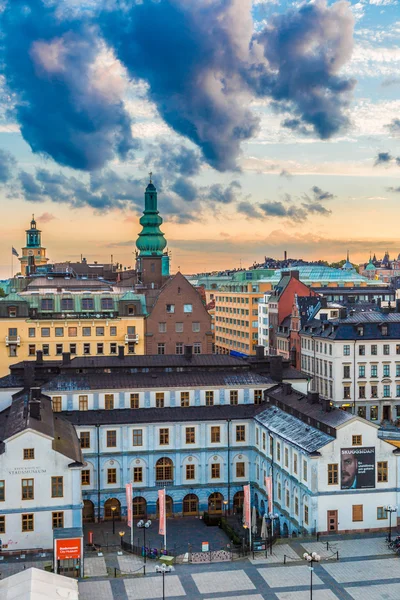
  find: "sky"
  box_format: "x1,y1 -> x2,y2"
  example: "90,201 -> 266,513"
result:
0,0 -> 400,277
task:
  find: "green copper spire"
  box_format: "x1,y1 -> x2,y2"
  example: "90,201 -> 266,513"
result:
136,174 -> 167,256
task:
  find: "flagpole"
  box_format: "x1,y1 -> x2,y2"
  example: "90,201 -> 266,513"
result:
11,248 -> 13,279
249,482 -> 252,552
164,487 -> 166,551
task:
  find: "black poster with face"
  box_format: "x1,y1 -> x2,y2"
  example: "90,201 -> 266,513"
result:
340,447 -> 375,490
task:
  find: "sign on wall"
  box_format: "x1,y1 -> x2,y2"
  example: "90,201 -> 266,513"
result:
340,447 -> 375,490
55,538 -> 82,560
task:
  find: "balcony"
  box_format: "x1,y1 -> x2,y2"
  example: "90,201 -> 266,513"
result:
155,480 -> 174,487
5,335 -> 20,346
124,333 -> 139,344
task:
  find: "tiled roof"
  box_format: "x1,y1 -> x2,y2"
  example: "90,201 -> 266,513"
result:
65,353 -> 250,369
301,312 -> 400,340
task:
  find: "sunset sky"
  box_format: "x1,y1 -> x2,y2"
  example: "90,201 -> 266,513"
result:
1,0 -> 400,278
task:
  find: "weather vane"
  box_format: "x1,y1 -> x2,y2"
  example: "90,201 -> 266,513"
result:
149,171 -> 153,183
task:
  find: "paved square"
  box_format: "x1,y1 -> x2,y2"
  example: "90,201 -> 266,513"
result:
304,538 -> 391,559
322,558 -> 400,583
84,556 -> 108,577
276,591 -> 339,600
124,574 -> 185,599
79,580 -> 113,600
258,565 -> 324,588
117,554 -> 144,574
205,596 -> 265,600
249,543 -> 300,564
346,583 -> 400,600
192,569 -> 255,594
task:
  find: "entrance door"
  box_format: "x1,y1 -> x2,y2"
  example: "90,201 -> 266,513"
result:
383,405 -> 391,421
183,494 -> 199,516
327,510 -> 338,533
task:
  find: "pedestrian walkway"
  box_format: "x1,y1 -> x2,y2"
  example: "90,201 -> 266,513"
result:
248,543 -> 300,564
84,556 -> 108,577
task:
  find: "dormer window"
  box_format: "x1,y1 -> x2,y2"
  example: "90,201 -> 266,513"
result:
381,325 -> 388,336
357,326 -> 364,337
8,306 -> 17,318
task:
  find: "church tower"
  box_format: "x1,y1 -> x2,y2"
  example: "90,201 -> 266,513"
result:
136,175 -> 169,287
19,215 -> 49,275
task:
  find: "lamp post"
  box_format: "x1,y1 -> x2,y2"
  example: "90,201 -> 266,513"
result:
223,500 -> 228,519
385,505 -> 398,543
111,506 -> 117,535
157,563 -> 169,600
303,551 -> 321,600
119,531 -> 125,548
267,512 -> 279,555
137,519 -> 151,575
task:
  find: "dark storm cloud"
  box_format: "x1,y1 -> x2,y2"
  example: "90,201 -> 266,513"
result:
146,143 -> 202,178
0,148 -> 16,183
0,0 -> 136,171
311,186 -> 336,201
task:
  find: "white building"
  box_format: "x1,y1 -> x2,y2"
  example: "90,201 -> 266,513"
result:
0,389 -> 84,557
258,292 -> 271,353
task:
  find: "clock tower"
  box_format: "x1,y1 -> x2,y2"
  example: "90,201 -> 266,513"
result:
19,215 -> 49,275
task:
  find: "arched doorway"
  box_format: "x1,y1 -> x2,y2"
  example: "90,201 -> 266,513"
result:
260,499 -> 265,516
254,492 -> 259,510
282,522 -> 289,538
104,498 -> 121,520
157,495 -> 173,517
132,497 -> 147,518
233,491 -> 244,514
82,500 -> 94,523
155,458 -> 173,483
208,492 -> 223,514
183,494 -> 199,516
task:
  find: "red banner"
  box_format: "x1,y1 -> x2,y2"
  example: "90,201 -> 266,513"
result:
158,488 -> 166,536
243,484 -> 251,529
126,483 -> 133,528
265,476 -> 272,514
55,538 -> 81,560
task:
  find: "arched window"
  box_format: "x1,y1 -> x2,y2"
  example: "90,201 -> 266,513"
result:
104,498 -> 121,520
132,497 -> 147,518
208,492 -> 223,514
233,491 -> 244,514
183,494 -> 199,516
155,458 -> 173,482
157,495 -> 173,517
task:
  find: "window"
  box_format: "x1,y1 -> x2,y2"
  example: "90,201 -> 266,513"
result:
186,464 -> 195,480
352,505 -> 363,522
130,393 -> 139,409
82,298 -> 94,310
384,344 -> 390,356
106,430 -> 117,447
166,304 -> 175,313
359,345 -> 365,356
110,326 -> 117,336
358,406 -> 366,418
156,393 -> 164,408
52,511 -> 64,529
41,298 -> 54,311
304,505 -> 309,525
0,480 -> 4,501
303,460 -> 308,481
276,442 -> 281,461
205,391 -> 214,406
159,322 -> 167,333
383,385 -> 391,398
377,507 -> 388,520
22,479 -> 34,500
254,390 -> 263,404
61,298 -> 74,311
41,327 -> 50,337
70,343 -> 77,354
52,396 -> 62,412
230,390 -> 238,405
28,344 -> 36,356
343,386 -> 351,399
371,365 -> 378,377
22,514 -> 34,532
396,365 -> 400,377
358,365 -> 365,378
133,467 -> 143,483
343,365 -> 350,378
293,454 -> 298,474
160,428 -> 169,445
158,343 -> 165,355
211,463 -> 220,479
24,448 -> 34,460
0,516 -> 5,533
343,345 -> 350,356
81,470 -> 90,486
83,343 -> 91,355
382,325 -> 388,336
97,343 -> 104,355
193,342 -> 201,354
295,496 -> 299,516
181,392 -> 190,407
176,342 -> 184,355
357,326 -> 364,337
236,462 -> 245,477
359,385 -> 366,399
236,425 -> 245,442
211,426 -> 220,443
328,464 -> 338,485
284,447 -> 289,467
397,344 -> 400,355
29,327 -> 36,338
286,488 -> 290,507
371,405 -> 378,420
371,344 -> 377,355
184,304 -> 193,313
397,385 -> 400,398
132,429 -> 143,446
377,461 -> 388,482
105,394 -> 114,410
8,307 -> 17,318
383,365 -> 390,377
128,342 -> 136,354
83,327 -> 91,336
42,344 -> 49,356
185,427 -> 195,444
55,327 -> 64,337
192,322 -> 200,332
351,434 -> 362,446
56,344 -> 63,355
79,395 -> 88,411
101,298 -> 113,310
95,326 -> 104,337
80,432 -> 90,449
107,469 -> 117,484
175,322 -> 183,333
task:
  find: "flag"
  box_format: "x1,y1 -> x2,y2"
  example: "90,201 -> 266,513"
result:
265,476 -> 273,514
243,484 -> 251,529
158,488 -> 166,536
126,483 -> 132,528
12,247 -> 19,257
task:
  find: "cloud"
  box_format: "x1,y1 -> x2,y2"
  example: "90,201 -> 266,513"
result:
382,78 -> 400,88
206,181 -> 242,204
237,201 -> 262,219
311,185 -> 336,201
387,118 -> 400,137
171,177 -> 198,202
387,187 -> 400,193
146,143 -> 203,178
280,169 -> 293,180
302,201 -> 331,216
0,0 -> 137,171
37,212 -> 56,223
259,201 -> 307,222
374,151 -> 400,166
0,148 -> 16,183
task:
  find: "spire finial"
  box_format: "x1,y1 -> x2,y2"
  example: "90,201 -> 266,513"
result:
347,249 -> 349,262
32,213 -> 34,221
149,171 -> 152,184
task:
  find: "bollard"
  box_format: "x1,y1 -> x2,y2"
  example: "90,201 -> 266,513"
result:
284,555 -> 287,565
114,567 -> 117,578
337,551 -> 339,561
326,541 -> 329,551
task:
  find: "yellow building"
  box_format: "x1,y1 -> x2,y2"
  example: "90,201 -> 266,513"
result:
19,216 -> 49,275
214,281 -> 273,356
0,281 -> 146,376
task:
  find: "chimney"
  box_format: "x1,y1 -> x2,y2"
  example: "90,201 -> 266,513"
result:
29,400 -> 41,420
118,345 -> 125,359
291,270 -> 300,280
62,352 -> 71,366
282,382 -> 292,395
320,297 -> 327,309
307,391 -> 319,404
255,345 -> 265,359
23,363 -> 35,388
284,250 -> 287,261
322,398 -> 331,412
36,350 -> 43,365
339,308 -> 347,320
31,387 -> 41,400
184,345 -> 193,361
270,355 -> 283,382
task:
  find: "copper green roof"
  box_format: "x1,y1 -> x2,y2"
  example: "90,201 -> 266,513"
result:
136,182 -> 167,256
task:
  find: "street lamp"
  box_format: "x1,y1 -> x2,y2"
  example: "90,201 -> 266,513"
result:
111,506 -> 117,535
119,531 -> 125,548
137,519 -> 152,575
267,512 -> 279,555
385,505 -> 398,543
223,500 -> 228,518
157,563 -> 170,600
303,551 -> 321,600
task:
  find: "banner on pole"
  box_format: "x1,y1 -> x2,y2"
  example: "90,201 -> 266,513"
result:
126,483 -> 132,528
243,484 -> 251,529
265,476 -> 272,514
158,488 -> 166,536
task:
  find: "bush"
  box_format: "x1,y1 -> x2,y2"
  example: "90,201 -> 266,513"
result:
203,511 -> 221,526
220,518 -> 241,545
